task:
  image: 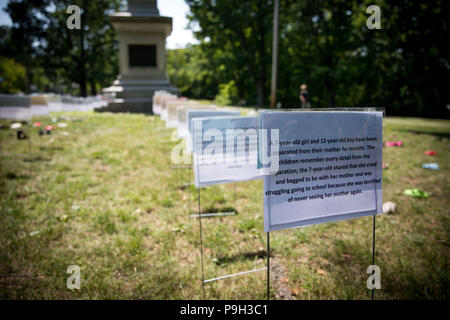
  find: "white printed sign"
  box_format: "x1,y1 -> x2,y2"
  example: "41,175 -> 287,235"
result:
166,100 -> 197,128
187,109 -> 240,136
160,97 -> 183,121
185,109 -> 240,153
30,95 -> 50,116
193,116 -> 262,187
0,94 -> 31,120
152,92 -> 175,115
177,105 -> 216,139
260,110 -> 383,231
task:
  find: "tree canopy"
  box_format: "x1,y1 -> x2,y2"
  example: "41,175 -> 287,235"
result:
1,0 -> 124,96
0,0 -> 448,117
169,0 -> 449,117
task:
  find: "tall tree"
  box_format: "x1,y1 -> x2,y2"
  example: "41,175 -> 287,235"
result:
5,0 -> 50,92
186,0 -> 273,107
43,0 -> 123,96
180,0 -> 449,117
4,0 -> 123,96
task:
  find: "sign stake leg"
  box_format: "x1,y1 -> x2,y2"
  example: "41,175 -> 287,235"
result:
197,187 -> 205,299
28,134 -> 32,177
267,232 -> 270,300
188,165 -> 191,215
371,214 -> 376,300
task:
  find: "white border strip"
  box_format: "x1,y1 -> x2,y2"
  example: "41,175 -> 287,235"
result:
190,212 -> 236,218
204,267 -> 267,283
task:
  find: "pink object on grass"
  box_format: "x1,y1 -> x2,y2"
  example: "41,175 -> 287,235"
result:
386,141 -> 403,147
425,150 -> 437,156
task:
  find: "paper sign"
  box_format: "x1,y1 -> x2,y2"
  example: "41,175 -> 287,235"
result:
31,95 -> 49,116
187,109 -> 240,137
46,94 -> 63,112
177,105 -> 216,138
260,110 -> 383,231
166,100 -> 197,128
0,94 -> 31,120
160,97 -> 183,121
152,92 -> 175,115
193,116 -> 262,187
186,109 -> 240,155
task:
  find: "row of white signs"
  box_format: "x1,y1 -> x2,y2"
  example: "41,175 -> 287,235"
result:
0,94 -> 107,120
154,97 -> 383,232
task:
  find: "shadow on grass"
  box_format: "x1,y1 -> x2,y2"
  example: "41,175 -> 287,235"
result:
5,172 -> 30,180
214,250 -> 267,266
177,183 -> 193,191
0,196 -> 43,298
39,146 -> 64,151
23,156 -> 51,162
201,206 -> 238,215
397,129 -> 450,139
0,187 -> 72,298
320,236 -> 449,299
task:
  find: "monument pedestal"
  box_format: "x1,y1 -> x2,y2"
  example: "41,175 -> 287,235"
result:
101,0 -> 177,113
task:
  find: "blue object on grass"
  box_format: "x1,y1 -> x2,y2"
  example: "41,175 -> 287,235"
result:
422,163 -> 439,170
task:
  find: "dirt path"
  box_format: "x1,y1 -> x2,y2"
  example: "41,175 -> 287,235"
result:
270,256 -> 295,300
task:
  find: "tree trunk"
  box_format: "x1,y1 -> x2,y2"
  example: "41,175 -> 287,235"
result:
255,4 -> 267,108
330,91 -> 335,108
79,79 -> 87,97
256,69 -> 266,108
25,68 -> 32,94
325,75 -> 335,108
325,53 -> 335,108
79,0 -> 87,97
326,70 -> 335,108
90,82 -> 97,96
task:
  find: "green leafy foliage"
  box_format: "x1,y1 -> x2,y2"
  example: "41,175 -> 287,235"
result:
2,0 -> 124,96
173,0 -> 449,117
0,113 -> 449,299
0,56 -> 27,93
214,80 -> 238,106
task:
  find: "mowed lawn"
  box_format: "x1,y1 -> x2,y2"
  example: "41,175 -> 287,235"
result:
0,112 -> 449,299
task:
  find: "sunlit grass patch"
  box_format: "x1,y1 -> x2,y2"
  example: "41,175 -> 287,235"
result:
0,113 -> 448,299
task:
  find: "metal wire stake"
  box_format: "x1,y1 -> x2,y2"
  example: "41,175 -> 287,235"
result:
187,172 -> 191,215
267,232 -> 270,300
197,187 -> 205,299
28,133 -> 32,177
0,129 -> 3,156
371,214 -> 376,300
187,162 -> 192,215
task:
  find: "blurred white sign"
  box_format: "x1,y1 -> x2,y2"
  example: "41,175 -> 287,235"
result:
193,116 -> 262,187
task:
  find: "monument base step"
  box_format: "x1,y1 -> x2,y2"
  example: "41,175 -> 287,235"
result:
96,98 -> 153,114
100,82 -> 178,114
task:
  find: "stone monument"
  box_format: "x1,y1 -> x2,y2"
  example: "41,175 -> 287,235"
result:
101,0 -> 177,113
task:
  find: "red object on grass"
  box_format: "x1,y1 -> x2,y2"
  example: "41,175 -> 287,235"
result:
45,125 -> 53,131
34,122 -> 42,127
425,150 -> 437,156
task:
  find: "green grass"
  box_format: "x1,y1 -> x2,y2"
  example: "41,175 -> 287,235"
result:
0,112 -> 449,299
